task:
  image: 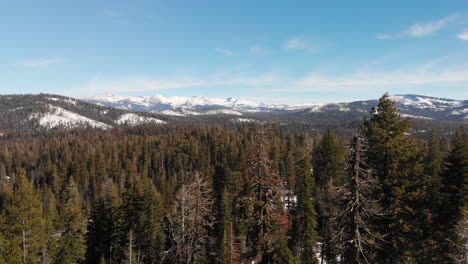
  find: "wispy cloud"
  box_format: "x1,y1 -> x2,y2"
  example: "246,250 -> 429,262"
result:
215,48 -> 233,56
279,58 -> 468,92
80,73 -> 282,95
284,37 -> 307,50
377,13 -> 460,39
283,36 -> 320,53
17,58 -> 65,67
79,56 -> 468,98
457,29 -> 468,40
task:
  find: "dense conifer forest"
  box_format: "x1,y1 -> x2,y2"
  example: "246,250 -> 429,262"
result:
0,94 -> 466,263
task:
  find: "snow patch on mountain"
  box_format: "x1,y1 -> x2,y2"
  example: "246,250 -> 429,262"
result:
85,94 -> 261,111
30,105 -> 112,130
116,113 -> 166,125
390,95 -> 462,110
399,113 -> 433,120
204,109 -> 243,115
158,110 -> 186,116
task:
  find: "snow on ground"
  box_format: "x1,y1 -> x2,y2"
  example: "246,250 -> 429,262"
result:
30,105 -> 112,130
233,118 -> 256,123
390,95 -> 462,110
158,110 -> 186,116
450,108 -> 468,115
47,97 -> 77,105
400,113 -> 433,120
203,109 -> 243,115
116,113 -> 167,125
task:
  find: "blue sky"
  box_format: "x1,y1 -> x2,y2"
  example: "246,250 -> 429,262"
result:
0,0 -> 467,103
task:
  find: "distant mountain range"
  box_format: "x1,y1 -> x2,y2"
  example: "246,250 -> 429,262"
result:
85,93 -> 467,122
0,93 -> 465,132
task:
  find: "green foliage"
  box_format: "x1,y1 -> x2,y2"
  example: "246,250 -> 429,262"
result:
364,93 -> 424,263
291,158 -> 319,264
313,130 -> 345,263
436,128 -> 467,262
0,110 -> 464,264
1,169 -> 45,264
55,178 -> 87,264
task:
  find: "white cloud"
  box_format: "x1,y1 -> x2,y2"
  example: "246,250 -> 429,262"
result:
17,58 -> 65,67
283,36 -> 321,53
80,73 -> 282,95
215,48 -> 233,56
284,37 -> 307,50
457,29 -> 468,40
377,13 -> 460,39
78,56 -> 468,97
281,64 -> 468,92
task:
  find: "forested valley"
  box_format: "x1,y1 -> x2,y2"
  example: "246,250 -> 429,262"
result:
0,94 -> 466,264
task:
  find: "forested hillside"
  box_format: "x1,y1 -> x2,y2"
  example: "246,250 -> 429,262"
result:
0,94 -> 466,263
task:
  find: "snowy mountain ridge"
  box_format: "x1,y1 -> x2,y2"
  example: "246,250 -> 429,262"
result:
84,93 -> 325,112
84,93 -> 467,121
0,93 -> 465,132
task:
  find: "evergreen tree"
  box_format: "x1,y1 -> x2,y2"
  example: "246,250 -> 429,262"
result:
437,128 -> 467,263
41,187 -> 60,264
212,166 -> 239,264
239,130 -> 292,263
291,158 -> 319,264
312,130 -> 345,263
1,169 -> 45,264
363,93 -> 423,263
55,178 -> 87,264
136,176 -> 165,264
418,131 -> 444,262
87,178 -> 125,264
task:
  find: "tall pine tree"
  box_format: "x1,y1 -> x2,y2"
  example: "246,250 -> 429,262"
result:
363,93 -> 423,263
291,158 -> 319,264
55,178 -> 87,264
1,169 -> 45,264
437,128 -> 467,263
313,130 -> 345,263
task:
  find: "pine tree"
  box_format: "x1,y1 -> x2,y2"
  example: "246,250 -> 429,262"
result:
87,178 -> 125,264
418,131 -> 444,262
291,158 -> 319,264
312,130 -> 345,263
55,178 -> 87,264
212,166 -> 239,264
239,130 -> 292,263
363,93 -> 423,263
1,169 -> 45,264
41,187 -> 60,264
437,128 -> 467,263
137,176 -> 165,264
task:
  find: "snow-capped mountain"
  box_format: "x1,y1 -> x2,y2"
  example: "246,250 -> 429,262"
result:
0,93 -> 465,132
0,94 -> 169,131
84,93 -> 467,122
349,94 -> 467,122
85,93 -> 267,111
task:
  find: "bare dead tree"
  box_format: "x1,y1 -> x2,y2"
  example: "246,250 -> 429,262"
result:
167,171 -> 215,264
337,135 -> 383,264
